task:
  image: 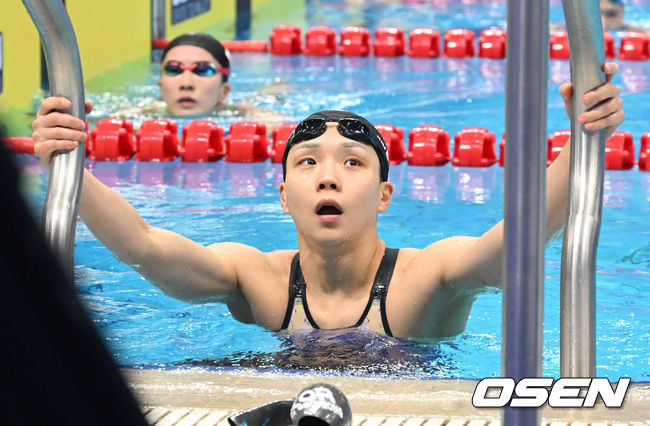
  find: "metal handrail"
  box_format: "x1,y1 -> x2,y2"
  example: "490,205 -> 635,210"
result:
22,0 -> 86,279
502,0 -> 548,424
560,0 -> 607,378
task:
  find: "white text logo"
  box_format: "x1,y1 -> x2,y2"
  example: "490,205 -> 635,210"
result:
472,377 -> 630,408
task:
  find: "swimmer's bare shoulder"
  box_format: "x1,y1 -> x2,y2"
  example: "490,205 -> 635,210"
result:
384,234 -> 502,338
624,23 -> 650,35
114,101 -> 288,129
219,103 -> 290,129
205,242 -> 296,329
111,101 -> 164,117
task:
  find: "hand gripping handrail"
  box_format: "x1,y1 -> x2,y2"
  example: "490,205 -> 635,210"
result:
560,0 -> 607,377
22,0 -> 86,279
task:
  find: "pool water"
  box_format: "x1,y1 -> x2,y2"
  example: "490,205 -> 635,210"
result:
18,0 -> 650,380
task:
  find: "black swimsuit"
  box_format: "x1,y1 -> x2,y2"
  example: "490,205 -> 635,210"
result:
279,248 -> 399,337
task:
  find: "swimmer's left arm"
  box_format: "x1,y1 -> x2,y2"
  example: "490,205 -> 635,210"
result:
431,62 -> 624,292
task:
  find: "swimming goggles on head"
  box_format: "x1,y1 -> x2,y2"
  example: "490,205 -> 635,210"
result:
162,60 -> 230,77
284,117 -> 389,181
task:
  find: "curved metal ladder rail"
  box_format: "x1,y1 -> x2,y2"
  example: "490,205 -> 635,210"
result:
22,0 -> 86,279
560,0 -> 607,378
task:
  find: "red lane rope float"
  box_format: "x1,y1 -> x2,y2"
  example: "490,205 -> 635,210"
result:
270,25 -> 302,55
640,133 -> 650,171
452,127 -> 497,167
605,130 -> 636,170
499,132 -> 506,167
508,129 -> 639,171
443,29 -> 475,58
619,31 -> 650,61
221,40 -> 268,53
152,37 -> 169,50
224,121 -> 269,162
152,26 -> 644,61
550,30 -> 570,60
270,122 -> 297,163
548,30 -> 615,60
547,129 -> 571,166
339,26 -> 371,57
2,137 -> 35,154
304,26 -> 337,56
376,124 -> 406,164
8,119 -> 650,171
374,27 -> 406,57
89,118 -> 136,161
604,32 -> 616,59
406,125 -> 450,166
180,120 -> 226,162
479,28 -> 507,59
136,119 -> 179,162
407,28 -> 440,58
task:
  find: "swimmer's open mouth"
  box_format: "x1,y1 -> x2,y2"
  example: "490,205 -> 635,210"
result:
178,97 -> 197,105
316,201 -> 343,215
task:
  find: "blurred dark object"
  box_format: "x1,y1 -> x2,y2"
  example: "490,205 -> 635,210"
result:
0,137 -> 148,425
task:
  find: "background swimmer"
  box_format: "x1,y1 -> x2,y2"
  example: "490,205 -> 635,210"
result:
598,0 -> 650,33
552,0 -> 650,34
601,0 -> 628,31
118,32 -> 287,125
158,33 -> 232,116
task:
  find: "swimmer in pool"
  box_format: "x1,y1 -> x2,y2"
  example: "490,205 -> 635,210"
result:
31,62 -> 623,339
158,33 -> 232,116
598,0 -> 649,33
552,1 -> 650,35
119,32 -> 287,125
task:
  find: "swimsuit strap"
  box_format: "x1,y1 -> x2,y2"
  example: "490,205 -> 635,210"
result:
280,252 -> 301,330
283,255 -> 321,329
280,248 -> 400,336
375,248 -> 399,337
294,256 -> 320,329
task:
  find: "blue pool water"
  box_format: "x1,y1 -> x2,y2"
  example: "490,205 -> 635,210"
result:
17,0 -> 650,380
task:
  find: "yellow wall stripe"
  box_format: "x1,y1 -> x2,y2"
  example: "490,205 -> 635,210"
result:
0,0 -> 296,136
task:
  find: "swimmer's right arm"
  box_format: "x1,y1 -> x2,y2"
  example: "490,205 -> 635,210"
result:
31,97 -> 260,304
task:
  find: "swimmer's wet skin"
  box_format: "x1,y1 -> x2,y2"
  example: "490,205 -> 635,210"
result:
30,62 -> 624,339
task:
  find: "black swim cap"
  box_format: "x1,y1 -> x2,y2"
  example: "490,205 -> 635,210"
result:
282,110 -> 390,181
162,33 -> 231,82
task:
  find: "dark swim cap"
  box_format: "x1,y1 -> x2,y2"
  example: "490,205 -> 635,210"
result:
282,110 -> 390,181
162,33 -> 231,82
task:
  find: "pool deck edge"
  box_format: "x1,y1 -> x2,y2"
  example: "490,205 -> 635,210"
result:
123,368 -> 650,424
